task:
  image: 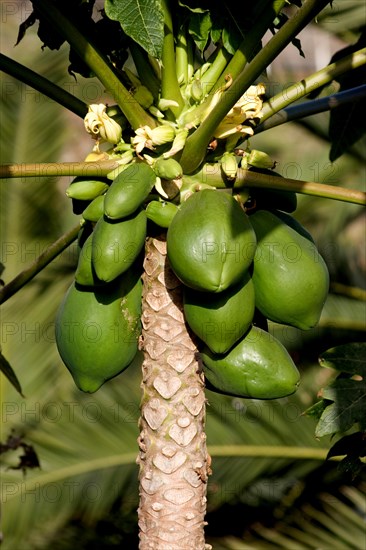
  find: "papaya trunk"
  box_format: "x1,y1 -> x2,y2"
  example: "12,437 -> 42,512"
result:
137,235 -> 212,549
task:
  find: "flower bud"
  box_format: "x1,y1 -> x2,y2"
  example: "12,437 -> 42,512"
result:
248,149 -> 274,169
150,124 -> 176,145
220,152 -> 238,181
84,104 -> 122,144
190,79 -> 204,102
163,128 -> 189,158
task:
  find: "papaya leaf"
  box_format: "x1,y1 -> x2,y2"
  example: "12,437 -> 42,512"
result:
0,348 -> 24,397
187,11 -> 212,53
316,380 -> 366,436
104,0 -> 164,59
319,342 -> 366,376
303,399 -> 327,421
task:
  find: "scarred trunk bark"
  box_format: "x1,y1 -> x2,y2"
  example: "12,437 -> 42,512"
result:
137,235 -> 212,550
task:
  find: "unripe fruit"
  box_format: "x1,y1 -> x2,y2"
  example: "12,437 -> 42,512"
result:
183,271 -> 255,354
75,233 -> 104,288
66,177 -> 109,201
249,210 -> 329,330
55,271 -> 142,393
92,209 -> 147,282
82,195 -> 105,223
153,158 -> 183,180
167,189 -> 257,292
146,200 -> 179,228
201,325 -> 300,399
104,162 -> 156,220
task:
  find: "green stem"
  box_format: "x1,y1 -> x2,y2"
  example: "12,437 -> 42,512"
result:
199,46 -> 233,95
0,53 -> 87,118
183,165 -> 366,205
129,42 -> 161,101
213,0 -> 287,91
181,0 -> 286,130
175,24 -> 189,86
208,445 -> 336,461
260,47 -> 366,123
32,0 -> 156,130
0,223 -> 81,305
180,0 -> 331,174
2,161 -> 364,205
256,84 -> 366,133
330,282 -> 366,302
0,161 -> 120,179
160,0 -> 185,118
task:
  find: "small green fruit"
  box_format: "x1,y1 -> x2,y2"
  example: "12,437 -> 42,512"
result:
66,177 -> 109,201
146,200 -> 179,228
153,158 -> 183,180
104,162 -> 156,220
92,210 -> 146,282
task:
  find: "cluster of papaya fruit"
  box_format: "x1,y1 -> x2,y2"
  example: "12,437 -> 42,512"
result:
55,157 -> 329,399
55,162 -> 157,393
166,187 -> 329,400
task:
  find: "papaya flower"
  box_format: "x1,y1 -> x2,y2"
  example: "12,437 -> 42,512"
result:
131,124 -> 176,154
213,83 -> 266,139
84,104 -> 122,145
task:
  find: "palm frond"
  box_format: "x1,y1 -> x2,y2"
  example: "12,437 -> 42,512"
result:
206,480 -> 366,549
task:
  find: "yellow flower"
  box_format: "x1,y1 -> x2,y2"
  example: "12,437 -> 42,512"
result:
131,124 -> 175,154
213,83 -> 265,139
84,104 -> 122,144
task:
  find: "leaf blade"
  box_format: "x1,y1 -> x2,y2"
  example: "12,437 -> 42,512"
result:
105,0 -> 164,58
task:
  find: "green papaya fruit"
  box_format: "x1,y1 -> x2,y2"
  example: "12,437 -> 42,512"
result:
167,189 -> 257,292
249,210 -> 329,330
92,210 -> 147,282
146,200 -> 179,228
75,233 -> 105,288
153,158 -> 183,180
270,210 -> 314,242
104,162 -> 156,220
183,272 -> 255,354
66,176 -> 109,201
55,271 -> 142,393
77,221 -> 93,249
82,195 -> 105,222
201,325 -> 300,399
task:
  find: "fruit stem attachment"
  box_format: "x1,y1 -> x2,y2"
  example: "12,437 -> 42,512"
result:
31,0 -> 157,130
0,223 -> 81,305
0,53 -> 88,118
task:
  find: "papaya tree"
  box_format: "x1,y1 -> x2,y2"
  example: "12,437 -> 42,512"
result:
0,0 -> 365,548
